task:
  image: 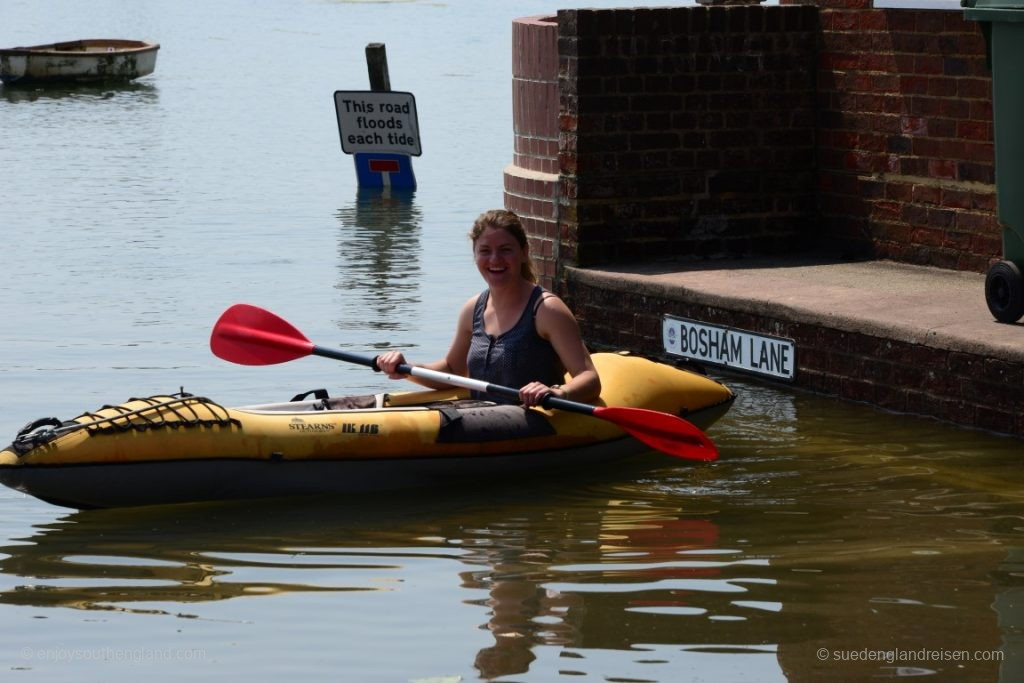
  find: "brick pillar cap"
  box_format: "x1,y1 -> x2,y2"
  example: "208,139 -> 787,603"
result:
514,14 -> 557,25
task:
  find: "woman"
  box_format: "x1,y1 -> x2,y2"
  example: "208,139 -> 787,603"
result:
376,209 -> 601,407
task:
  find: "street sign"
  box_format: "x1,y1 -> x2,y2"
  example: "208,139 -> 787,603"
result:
353,152 -> 416,189
334,90 -> 421,156
663,315 -> 796,381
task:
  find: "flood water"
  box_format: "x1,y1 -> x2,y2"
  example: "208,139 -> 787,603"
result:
2,1 -> 1023,681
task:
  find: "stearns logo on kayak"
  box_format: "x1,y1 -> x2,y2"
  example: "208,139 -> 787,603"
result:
288,417 -> 380,435
288,417 -> 335,433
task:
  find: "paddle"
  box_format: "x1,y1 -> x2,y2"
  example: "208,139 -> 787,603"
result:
210,303 -> 718,461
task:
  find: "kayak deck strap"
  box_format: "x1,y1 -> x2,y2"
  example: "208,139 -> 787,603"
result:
9,392 -> 241,455
77,392 -> 241,434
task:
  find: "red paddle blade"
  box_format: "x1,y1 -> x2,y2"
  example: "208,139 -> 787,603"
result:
594,406 -> 718,462
210,304 -> 314,366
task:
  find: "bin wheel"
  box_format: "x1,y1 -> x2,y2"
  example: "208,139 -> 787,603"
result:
985,260 -> 1024,323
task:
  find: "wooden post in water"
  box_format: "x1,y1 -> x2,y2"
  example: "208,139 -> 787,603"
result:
344,41 -> 415,189
365,43 -> 391,92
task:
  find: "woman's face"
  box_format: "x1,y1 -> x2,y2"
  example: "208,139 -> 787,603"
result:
473,226 -> 526,288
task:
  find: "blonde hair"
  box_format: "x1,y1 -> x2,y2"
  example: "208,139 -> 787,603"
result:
469,209 -> 537,282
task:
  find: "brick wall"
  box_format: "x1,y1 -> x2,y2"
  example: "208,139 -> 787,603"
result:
559,5 -> 819,267
805,0 -> 1000,270
505,6 -> 820,289
506,3 -> 1002,285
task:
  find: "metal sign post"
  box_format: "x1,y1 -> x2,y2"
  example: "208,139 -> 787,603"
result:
334,44 -> 420,190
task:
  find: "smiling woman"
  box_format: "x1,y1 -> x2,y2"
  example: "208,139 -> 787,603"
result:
375,209 -> 602,407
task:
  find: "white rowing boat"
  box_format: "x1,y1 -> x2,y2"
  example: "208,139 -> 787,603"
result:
0,39 -> 159,85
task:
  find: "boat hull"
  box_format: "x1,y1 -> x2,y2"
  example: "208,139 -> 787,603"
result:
0,39 -> 159,85
0,437 -> 650,510
0,353 -> 734,508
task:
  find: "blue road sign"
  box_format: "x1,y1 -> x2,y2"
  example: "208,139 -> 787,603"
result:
353,152 -> 416,190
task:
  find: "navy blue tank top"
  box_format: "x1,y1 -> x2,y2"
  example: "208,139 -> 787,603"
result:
466,286 -> 564,403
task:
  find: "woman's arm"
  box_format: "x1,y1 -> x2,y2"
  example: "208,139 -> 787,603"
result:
375,296 -> 475,389
527,294 -> 601,405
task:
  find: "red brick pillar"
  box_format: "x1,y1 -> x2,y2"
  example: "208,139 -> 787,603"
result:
505,15 -> 561,290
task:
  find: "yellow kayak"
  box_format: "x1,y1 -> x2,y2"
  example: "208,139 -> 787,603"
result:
0,353 -> 733,509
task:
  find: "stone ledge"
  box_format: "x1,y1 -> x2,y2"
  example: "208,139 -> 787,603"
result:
566,259 -> 1024,438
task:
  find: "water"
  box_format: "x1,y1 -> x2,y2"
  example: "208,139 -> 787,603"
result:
2,2 -> 1023,681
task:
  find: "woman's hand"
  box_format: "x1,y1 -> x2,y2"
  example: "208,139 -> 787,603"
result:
519,381 -> 567,407
375,351 -> 410,379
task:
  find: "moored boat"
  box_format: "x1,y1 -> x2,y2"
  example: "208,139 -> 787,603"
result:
0,39 -> 159,85
0,353 -> 733,509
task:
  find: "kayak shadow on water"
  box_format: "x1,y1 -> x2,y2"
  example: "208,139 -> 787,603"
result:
0,458 -> 665,613
0,488 -> 508,613
0,466 -> 795,679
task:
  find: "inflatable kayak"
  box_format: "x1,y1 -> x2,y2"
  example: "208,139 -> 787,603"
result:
0,353 -> 733,509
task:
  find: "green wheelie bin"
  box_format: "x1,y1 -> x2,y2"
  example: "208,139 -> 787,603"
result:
964,0 -> 1024,322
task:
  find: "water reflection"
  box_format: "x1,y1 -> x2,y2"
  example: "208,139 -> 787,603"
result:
995,548 -> 1024,682
0,486 -> 782,678
0,493 -> 458,615
0,81 -> 159,104
460,505 -> 743,678
1,465 -> 1022,680
0,486 -> 777,678
334,188 -> 422,337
